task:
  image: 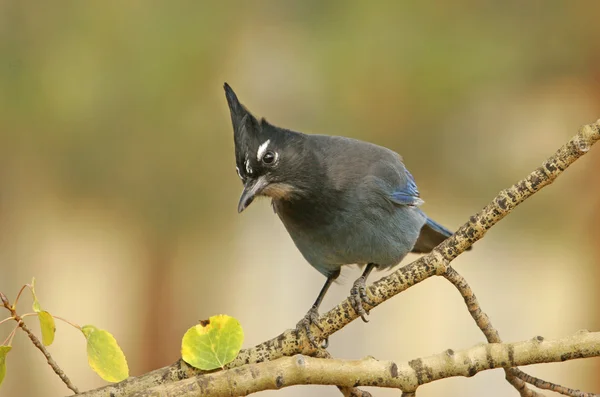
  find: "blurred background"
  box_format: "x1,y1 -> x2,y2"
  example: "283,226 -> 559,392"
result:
1,2 -> 599,396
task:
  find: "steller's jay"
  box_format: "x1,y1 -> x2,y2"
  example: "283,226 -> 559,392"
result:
224,83 -> 459,346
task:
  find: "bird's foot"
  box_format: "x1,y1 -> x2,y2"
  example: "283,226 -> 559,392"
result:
350,276 -> 374,322
295,305 -> 327,348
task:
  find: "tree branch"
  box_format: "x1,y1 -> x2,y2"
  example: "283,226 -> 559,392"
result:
74,119 -> 600,397
0,292 -> 79,394
119,331 -> 600,397
443,265 -> 545,396
315,350 -> 372,397
509,369 -> 599,397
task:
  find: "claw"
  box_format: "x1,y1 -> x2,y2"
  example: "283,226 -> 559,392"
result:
350,276 -> 372,322
295,306 -> 323,348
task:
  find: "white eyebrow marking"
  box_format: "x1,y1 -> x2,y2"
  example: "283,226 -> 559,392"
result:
257,139 -> 271,161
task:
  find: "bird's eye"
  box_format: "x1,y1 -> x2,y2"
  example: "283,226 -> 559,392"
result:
262,151 -> 276,164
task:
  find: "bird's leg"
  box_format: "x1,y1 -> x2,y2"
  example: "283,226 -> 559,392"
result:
296,271 -> 339,348
350,263 -> 376,322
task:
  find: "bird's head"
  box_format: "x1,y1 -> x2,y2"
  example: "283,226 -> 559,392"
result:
224,83 -> 312,213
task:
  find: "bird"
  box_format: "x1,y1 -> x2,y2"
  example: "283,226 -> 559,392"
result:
224,83 -> 459,347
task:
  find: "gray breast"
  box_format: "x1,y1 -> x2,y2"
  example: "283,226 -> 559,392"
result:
279,198 -> 424,266
273,135 -> 427,276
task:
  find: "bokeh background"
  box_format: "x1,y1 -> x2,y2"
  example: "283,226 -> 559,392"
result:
1,2 -> 599,396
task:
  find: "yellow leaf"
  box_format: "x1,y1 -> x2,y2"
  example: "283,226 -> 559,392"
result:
31,277 -> 42,313
0,346 -> 11,387
82,325 -> 129,382
38,311 -> 56,346
181,314 -> 244,370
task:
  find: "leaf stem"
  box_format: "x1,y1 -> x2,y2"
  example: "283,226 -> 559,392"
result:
0,316 -> 15,327
12,284 -> 31,310
52,315 -> 82,331
2,324 -> 19,346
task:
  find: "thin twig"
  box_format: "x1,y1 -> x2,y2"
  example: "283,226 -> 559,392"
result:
2,324 -> 19,346
0,316 -> 14,327
444,267 -> 599,397
443,266 -> 543,396
505,374 -> 541,397
0,292 -> 80,394
510,368 -> 600,397
12,283 -> 30,309
52,315 -> 82,330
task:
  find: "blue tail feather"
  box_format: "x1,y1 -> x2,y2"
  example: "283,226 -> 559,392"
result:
424,217 -> 453,239
411,215 -> 456,254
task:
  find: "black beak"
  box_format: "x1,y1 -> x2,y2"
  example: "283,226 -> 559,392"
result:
238,177 -> 269,213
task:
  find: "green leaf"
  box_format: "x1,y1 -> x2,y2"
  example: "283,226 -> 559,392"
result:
0,346 -> 11,387
31,277 -> 42,313
181,314 -> 244,370
81,325 -> 129,382
29,279 -> 56,346
38,311 -> 56,346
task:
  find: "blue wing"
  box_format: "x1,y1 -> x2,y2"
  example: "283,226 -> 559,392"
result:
389,169 -> 424,207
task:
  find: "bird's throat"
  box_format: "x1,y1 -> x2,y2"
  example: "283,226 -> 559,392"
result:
261,182 -> 300,200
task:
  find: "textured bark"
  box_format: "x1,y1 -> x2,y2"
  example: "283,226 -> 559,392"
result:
103,331 -> 600,397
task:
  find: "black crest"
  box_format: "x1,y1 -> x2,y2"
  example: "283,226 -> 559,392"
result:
224,83 -> 265,180
223,83 -> 311,190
